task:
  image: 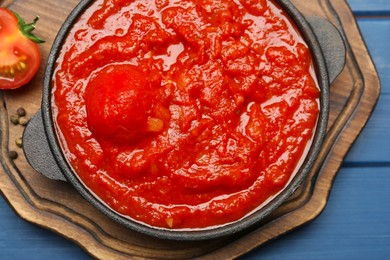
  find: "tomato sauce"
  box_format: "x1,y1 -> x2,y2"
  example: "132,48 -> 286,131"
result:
52,0 -> 320,229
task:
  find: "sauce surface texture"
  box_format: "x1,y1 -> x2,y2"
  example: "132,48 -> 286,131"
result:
52,0 -> 320,229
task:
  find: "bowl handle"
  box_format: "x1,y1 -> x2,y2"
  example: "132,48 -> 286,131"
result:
306,16 -> 346,84
23,109 -> 67,181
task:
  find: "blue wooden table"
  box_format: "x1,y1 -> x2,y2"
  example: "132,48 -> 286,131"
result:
1,0 -> 389,259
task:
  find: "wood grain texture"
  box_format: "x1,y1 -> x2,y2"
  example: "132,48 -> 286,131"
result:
0,0 -> 380,259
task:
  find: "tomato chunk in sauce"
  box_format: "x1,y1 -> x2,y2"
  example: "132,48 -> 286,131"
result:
52,0 -> 320,229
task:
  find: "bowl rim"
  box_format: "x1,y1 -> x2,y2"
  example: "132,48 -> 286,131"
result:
42,0 -> 329,241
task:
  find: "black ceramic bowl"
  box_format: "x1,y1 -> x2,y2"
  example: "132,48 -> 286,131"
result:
24,0 -> 345,241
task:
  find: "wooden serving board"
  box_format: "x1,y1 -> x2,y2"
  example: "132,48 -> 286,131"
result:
0,0 -> 380,258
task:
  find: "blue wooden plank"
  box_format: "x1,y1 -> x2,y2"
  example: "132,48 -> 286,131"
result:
356,19 -> 390,95
347,0 -> 390,15
343,18 -> 390,164
344,95 -> 390,165
0,198 -> 88,259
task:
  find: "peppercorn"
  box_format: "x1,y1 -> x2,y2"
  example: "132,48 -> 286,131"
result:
16,107 -> 26,117
18,117 -> 29,126
10,114 -> 19,125
15,137 -> 23,148
9,150 -> 18,160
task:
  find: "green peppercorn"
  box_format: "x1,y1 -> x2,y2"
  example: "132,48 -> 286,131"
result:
18,117 -> 29,126
15,137 -> 23,148
10,114 -> 19,125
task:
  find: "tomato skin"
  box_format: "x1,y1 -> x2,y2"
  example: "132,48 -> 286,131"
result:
0,8 -> 41,89
85,64 -> 156,143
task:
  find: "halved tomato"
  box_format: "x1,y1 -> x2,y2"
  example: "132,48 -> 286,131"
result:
0,8 -> 44,89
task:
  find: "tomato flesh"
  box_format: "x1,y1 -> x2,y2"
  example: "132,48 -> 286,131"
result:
85,64 -> 158,143
0,8 -> 41,89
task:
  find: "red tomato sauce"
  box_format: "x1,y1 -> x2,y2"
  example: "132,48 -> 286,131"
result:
52,0 -> 320,229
